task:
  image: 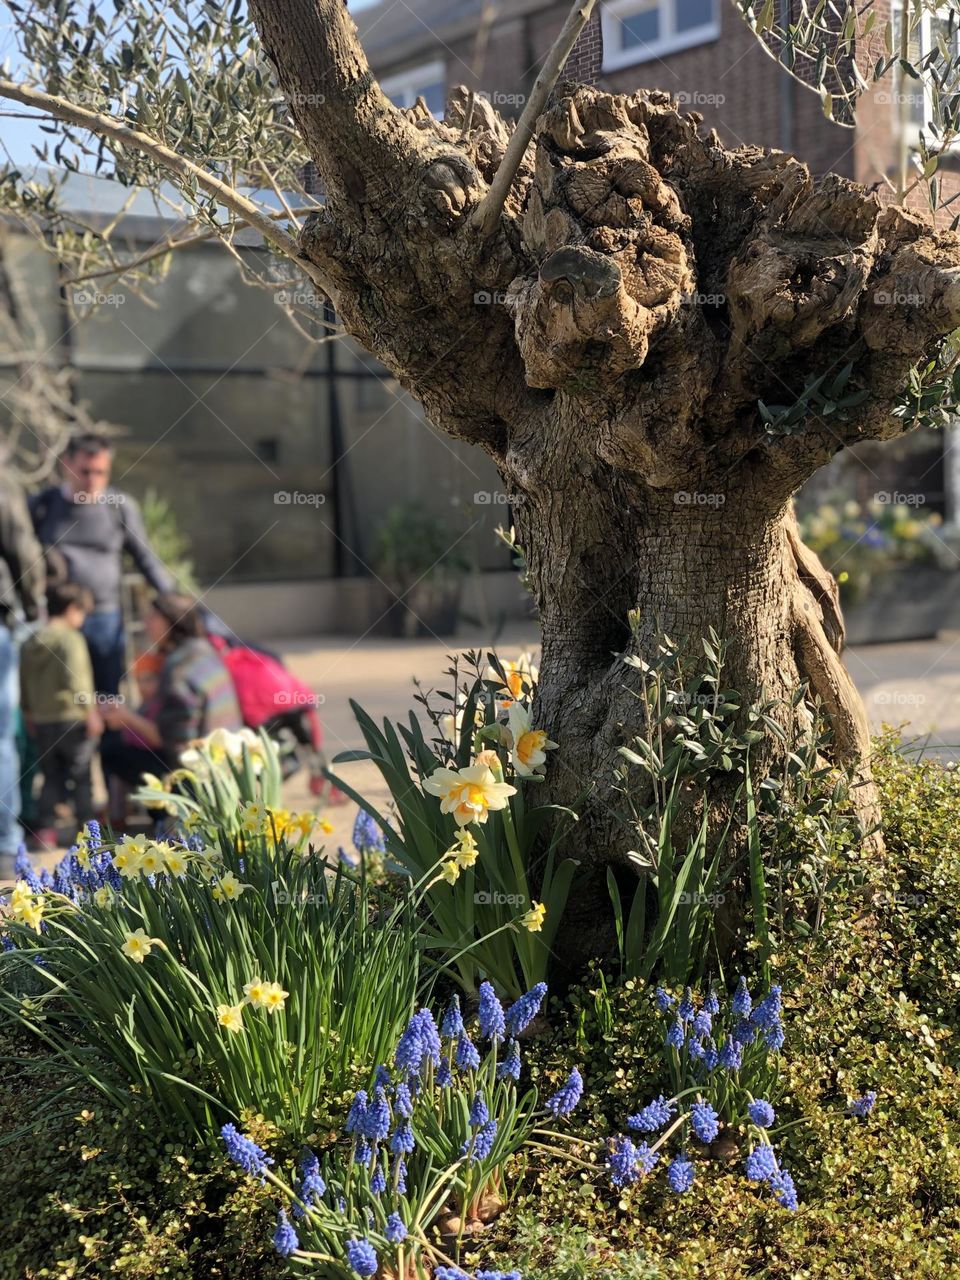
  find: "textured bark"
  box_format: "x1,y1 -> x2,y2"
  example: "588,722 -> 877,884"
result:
248,1 -> 960,897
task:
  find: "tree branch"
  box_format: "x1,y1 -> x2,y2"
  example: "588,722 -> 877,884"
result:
0,77 -> 335,299
472,0 -> 600,238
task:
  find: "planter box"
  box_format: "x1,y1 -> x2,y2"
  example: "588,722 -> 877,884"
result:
372,579 -> 463,638
843,566 -> 953,646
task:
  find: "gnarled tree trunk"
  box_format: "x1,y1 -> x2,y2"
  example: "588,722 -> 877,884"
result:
248,0 -> 960,937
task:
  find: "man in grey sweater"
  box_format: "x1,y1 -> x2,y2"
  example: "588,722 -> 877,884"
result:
30,433 -> 175,696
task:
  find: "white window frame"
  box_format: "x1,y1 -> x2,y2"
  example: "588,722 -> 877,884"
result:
601,0 -> 719,71
379,59 -> 446,111
894,5 -> 960,152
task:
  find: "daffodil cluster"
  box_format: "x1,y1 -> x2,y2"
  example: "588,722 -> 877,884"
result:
220,981 -> 578,1278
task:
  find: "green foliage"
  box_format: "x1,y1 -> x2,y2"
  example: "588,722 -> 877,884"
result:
0,837 -> 421,1140
492,734 -> 960,1279
140,486 -> 199,593
371,502 -> 469,586
0,1032 -> 280,1280
329,652 -> 579,997
483,1213 -> 667,1279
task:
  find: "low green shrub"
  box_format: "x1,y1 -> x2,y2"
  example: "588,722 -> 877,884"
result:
0,1029 -> 279,1280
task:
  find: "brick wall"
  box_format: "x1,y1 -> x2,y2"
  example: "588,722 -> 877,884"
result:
565,10 -> 602,85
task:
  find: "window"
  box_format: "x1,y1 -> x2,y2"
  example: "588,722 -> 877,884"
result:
380,60 -> 446,118
894,6 -> 960,147
601,0 -> 719,69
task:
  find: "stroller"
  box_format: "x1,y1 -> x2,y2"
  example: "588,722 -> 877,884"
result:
207,632 -> 332,796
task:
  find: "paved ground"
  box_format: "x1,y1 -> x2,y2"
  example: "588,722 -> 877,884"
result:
10,624 -> 960,876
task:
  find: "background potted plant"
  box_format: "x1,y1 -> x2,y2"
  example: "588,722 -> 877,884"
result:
798,498 -> 953,644
371,502 -> 469,637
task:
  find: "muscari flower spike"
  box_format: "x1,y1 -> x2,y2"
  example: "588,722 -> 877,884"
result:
464,1118 -> 498,1161
346,1237 -> 378,1277
394,1081 -> 413,1118
370,1163 -> 387,1195
850,1090 -> 877,1117
655,986 -> 676,1012
390,1122 -> 415,1155
273,1210 -> 299,1257
221,1124 -> 274,1180
385,1211 -> 407,1244
346,1090 -> 369,1135
667,1153 -> 695,1193
478,981 -> 506,1040
731,976 -> 752,1018
678,987 -> 696,1021
441,994 -> 465,1038
719,1037 -> 743,1071
745,1142 -> 778,1183
456,1032 -> 481,1071
352,809 -> 385,854
497,1038 -> 522,1082
545,1068 -> 583,1118
628,1094 -> 675,1134
749,1099 -> 775,1128
505,981 -> 547,1036
690,1100 -> 720,1145
470,1093 -> 490,1127
666,1018 -> 685,1050
363,1088 -> 391,1143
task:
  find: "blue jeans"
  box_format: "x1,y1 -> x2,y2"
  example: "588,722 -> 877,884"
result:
83,609 -> 125,696
0,624 -> 22,856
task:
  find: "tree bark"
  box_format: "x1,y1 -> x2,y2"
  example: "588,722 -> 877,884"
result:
243,1 -> 960,931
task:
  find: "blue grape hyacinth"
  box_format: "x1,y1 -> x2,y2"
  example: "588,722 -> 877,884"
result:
220,1124 -> 273,1180
478,981 -> 506,1040
273,1210 -> 298,1257
346,1237 -> 378,1277
505,981 -> 547,1036
545,1068 -> 583,1118
690,1100 -> 719,1145
667,1153 -> 695,1193
748,1099 -> 775,1128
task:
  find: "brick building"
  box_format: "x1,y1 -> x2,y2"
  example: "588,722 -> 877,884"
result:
355,0 -> 925,195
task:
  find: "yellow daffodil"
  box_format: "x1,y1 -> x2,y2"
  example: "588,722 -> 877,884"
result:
113,833 -> 149,879
121,928 -> 156,963
140,772 -> 170,793
19,900 -> 44,932
93,886 -> 114,909
138,845 -> 166,876
216,1003 -> 245,1034
521,901 -> 547,933
487,652 -> 538,708
261,982 -> 289,1015
74,834 -> 92,869
318,816 -> 334,836
507,703 -> 558,777
441,859 -> 461,885
212,871 -> 249,902
10,880 -> 32,913
239,802 -> 270,836
244,976 -> 268,1006
423,763 -> 517,827
183,811 -> 206,833
163,848 -> 189,878
289,811 -> 317,841
451,828 -> 479,869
